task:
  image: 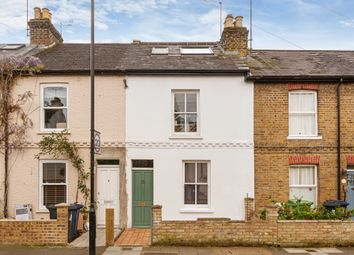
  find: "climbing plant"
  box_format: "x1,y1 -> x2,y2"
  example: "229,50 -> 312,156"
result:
36,132 -> 89,208
0,56 -> 43,218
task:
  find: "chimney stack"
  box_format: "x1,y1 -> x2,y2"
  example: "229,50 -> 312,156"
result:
220,14 -> 249,57
28,7 -> 63,46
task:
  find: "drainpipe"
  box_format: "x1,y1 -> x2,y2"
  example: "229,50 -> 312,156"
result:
337,78 -> 343,200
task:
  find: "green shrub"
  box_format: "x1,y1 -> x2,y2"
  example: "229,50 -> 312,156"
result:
276,199 -> 354,220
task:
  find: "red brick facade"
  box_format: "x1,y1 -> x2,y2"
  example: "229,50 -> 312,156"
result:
254,82 -> 354,210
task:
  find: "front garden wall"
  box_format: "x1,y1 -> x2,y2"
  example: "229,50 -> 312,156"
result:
152,200 -> 354,247
0,204 -> 68,246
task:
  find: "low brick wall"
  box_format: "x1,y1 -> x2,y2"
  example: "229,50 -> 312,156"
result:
0,203 -> 68,246
152,199 -> 354,247
278,220 -> 354,247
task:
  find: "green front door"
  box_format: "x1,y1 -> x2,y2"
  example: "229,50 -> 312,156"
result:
132,170 -> 153,228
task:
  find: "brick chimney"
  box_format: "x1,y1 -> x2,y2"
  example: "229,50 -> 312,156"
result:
220,14 -> 249,57
28,7 -> 63,46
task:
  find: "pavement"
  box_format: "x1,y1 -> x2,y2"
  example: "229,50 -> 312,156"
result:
0,246 -> 106,255
1,246 -> 354,255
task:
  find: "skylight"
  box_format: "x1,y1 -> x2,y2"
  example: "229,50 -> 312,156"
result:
152,47 -> 168,55
0,44 -> 25,50
180,47 -> 213,55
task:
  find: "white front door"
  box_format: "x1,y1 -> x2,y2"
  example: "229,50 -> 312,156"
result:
97,166 -> 119,226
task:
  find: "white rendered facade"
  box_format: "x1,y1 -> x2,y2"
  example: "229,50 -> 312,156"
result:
125,75 -> 254,227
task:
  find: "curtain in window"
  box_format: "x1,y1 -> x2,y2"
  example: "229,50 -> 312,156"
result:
289,92 -> 316,136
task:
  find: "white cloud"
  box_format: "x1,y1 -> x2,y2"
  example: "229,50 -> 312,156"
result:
340,19 -> 354,28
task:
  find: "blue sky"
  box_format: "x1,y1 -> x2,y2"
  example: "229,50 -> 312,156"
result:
1,0 -> 354,49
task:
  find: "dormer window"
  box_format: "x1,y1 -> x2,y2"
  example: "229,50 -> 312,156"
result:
180,47 -> 213,55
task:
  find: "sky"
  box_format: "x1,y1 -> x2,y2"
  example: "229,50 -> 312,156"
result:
1,0 -> 354,50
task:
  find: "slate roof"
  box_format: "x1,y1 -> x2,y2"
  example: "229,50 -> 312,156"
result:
34,42 -> 249,74
0,44 -> 45,57
247,50 -> 354,81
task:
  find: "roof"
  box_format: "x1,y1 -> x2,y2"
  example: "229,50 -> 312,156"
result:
247,50 -> 354,81
0,44 -> 45,57
34,42 -> 249,74
35,43 -> 129,73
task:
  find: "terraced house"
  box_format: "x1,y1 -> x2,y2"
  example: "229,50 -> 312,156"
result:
247,51 -> 354,212
1,7 -> 354,237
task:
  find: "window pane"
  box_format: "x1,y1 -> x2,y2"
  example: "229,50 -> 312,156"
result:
174,94 -> 185,112
289,115 -> 315,136
184,185 -> 195,204
302,115 -> 316,136
44,87 -> 67,107
43,185 -> 66,207
174,114 -> 185,132
132,160 -> 153,168
185,163 -> 195,182
300,93 -> 315,112
44,108 -> 67,129
290,187 -> 316,205
197,185 -> 208,204
186,114 -> 197,132
197,163 -> 208,183
299,167 -> 315,185
43,163 -> 66,183
289,93 -> 300,112
289,168 -> 300,185
186,94 -> 197,112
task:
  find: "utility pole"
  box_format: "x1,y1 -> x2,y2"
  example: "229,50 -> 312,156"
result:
89,0 -> 96,254
219,1 -> 222,37
250,0 -> 253,50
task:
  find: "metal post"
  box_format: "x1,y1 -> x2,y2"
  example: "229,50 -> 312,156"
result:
89,0 -> 96,254
250,0 -> 253,51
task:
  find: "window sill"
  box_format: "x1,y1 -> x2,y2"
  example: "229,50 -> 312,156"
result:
169,136 -> 203,140
180,208 -> 214,213
37,130 -> 70,135
287,136 -> 322,140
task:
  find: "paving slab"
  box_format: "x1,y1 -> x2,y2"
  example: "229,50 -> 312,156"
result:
0,246 -> 106,255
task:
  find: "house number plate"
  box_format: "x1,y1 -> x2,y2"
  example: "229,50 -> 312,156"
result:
138,201 -> 146,206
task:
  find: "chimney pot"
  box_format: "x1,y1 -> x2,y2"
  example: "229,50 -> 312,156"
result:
220,14 -> 249,57
34,7 -> 42,19
235,16 -> 243,28
42,8 -> 51,21
28,7 -> 63,46
224,14 -> 234,28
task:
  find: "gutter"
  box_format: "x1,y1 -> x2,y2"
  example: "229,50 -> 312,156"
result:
124,69 -> 249,76
337,78 -> 343,200
246,74 -> 354,83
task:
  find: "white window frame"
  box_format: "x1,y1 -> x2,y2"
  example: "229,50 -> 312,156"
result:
171,90 -> 200,137
40,83 -> 69,132
182,161 -> 211,211
288,90 -> 318,139
289,165 -> 317,207
39,160 -> 68,210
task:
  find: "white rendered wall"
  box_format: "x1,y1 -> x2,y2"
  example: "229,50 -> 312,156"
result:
125,75 -> 254,226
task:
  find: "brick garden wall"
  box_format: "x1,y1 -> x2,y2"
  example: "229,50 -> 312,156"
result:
0,204 -> 68,246
152,201 -> 354,247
